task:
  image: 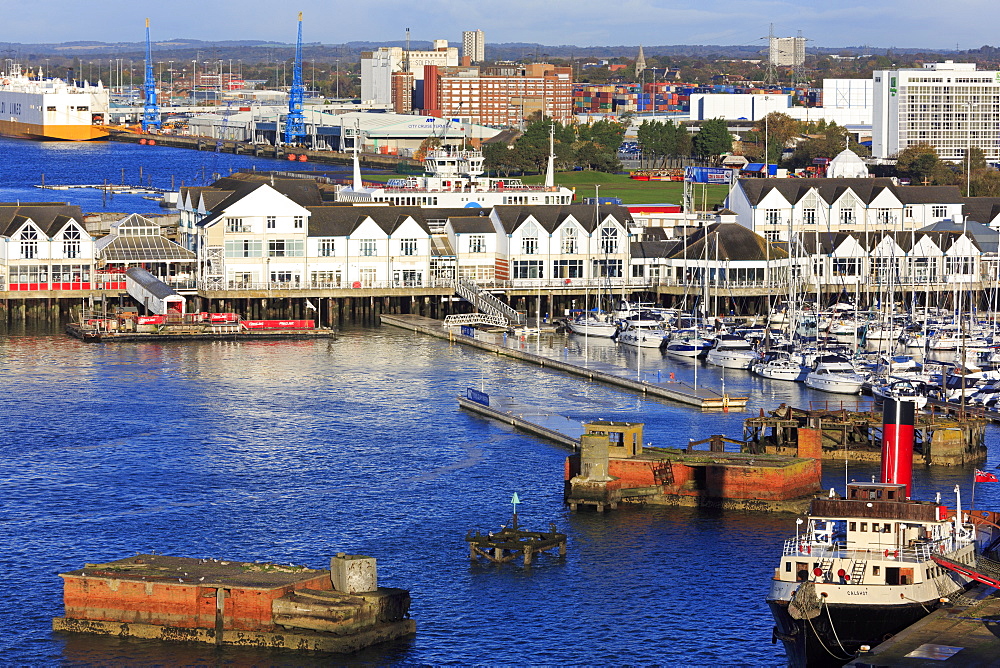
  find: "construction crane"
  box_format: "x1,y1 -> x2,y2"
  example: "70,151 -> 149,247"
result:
283,12 -> 306,145
141,18 -> 161,133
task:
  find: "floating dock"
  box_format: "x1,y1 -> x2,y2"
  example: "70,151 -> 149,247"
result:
384,314 -> 746,410
53,553 -> 414,653
844,583 -> 1000,666
458,389 -> 820,513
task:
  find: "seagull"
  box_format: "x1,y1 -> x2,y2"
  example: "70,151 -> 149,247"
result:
199,577 -> 205,581
178,578 -> 184,583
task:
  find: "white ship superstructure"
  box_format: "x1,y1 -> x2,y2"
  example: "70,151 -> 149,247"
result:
336,147 -> 575,208
0,64 -> 110,141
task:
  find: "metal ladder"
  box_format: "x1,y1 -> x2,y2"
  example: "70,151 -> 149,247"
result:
849,558 -> 866,584
818,556 -> 835,579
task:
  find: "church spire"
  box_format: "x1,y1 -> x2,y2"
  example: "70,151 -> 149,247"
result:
635,45 -> 646,74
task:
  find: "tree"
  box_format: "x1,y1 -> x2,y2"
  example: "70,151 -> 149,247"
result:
895,143 -> 947,184
414,136 -> 442,162
692,118 -> 733,159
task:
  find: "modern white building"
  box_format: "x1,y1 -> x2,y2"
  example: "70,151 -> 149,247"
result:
0,203 -> 95,292
462,30 -> 485,64
361,42 -> 459,106
873,61 -> 1000,161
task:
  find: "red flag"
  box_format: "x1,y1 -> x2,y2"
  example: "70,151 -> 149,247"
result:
975,469 -> 999,483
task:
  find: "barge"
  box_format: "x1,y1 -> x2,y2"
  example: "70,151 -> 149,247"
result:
66,309 -> 333,342
53,553 -> 415,653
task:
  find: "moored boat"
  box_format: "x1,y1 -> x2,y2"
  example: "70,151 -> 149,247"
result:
0,64 -> 110,141
804,355 -> 865,394
705,334 -> 757,369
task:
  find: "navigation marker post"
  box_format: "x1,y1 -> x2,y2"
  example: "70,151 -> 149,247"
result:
511,492 -> 520,529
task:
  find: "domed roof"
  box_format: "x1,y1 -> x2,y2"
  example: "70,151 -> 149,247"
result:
827,148 -> 869,178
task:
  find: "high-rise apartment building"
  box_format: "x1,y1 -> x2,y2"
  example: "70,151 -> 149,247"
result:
462,30 -> 485,64
873,61 -> 1000,161
768,37 -> 805,67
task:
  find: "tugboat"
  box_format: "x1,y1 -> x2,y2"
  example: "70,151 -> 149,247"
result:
766,399 -> 996,666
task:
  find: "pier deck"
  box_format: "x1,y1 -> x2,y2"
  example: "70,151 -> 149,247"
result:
845,584 -> 1000,666
383,314 -> 747,410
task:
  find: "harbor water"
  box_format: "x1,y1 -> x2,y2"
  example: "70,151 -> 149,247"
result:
2,138 -> 1000,664
3,324 -> 1000,666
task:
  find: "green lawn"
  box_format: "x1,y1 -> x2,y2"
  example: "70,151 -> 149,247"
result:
361,170 -> 731,207
522,171 -> 732,207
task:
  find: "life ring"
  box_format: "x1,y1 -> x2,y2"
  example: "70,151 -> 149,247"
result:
939,544 -> 946,554
884,549 -> 889,557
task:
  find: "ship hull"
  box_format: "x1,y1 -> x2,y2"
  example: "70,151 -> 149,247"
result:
768,598 -> 931,667
0,119 -> 109,141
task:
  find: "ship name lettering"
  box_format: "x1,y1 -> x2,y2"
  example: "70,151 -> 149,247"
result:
846,590 -> 867,596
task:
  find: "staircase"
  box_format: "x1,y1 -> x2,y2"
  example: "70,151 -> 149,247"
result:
452,279 -> 525,328
818,556 -> 835,579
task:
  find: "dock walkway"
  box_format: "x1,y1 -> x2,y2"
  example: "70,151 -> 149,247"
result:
844,584 -> 1000,666
458,392 -> 584,450
382,314 -> 747,410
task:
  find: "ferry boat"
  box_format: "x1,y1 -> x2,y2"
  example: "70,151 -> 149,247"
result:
766,479 -> 996,667
0,64 -> 109,141
768,397 -> 1000,666
335,146 -> 575,208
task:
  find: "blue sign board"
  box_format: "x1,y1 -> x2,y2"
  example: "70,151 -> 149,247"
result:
684,166 -> 735,184
466,388 -> 489,406
461,325 -> 475,338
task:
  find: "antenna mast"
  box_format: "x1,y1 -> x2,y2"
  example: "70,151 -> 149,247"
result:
764,23 -> 777,87
283,12 -> 306,145
141,19 -> 161,132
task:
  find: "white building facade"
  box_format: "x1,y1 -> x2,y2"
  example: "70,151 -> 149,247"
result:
873,61 -> 1000,161
361,42 -> 459,106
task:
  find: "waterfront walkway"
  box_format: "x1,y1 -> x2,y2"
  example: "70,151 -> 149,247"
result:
381,314 -> 747,410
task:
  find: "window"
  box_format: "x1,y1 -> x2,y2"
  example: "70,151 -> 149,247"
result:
267,239 -> 304,257
266,216 -> 277,229
848,522 -> 856,532
553,259 -> 583,278
318,238 -> 335,257
932,205 -> 948,218
765,209 -> 780,225
359,239 -> 377,257
904,206 -> 914,218
632,264 -> 646,278
269,271 -> 297,283
225,240 -> 263,258
14,264 -> 49,284
840,208 -> 854,226
875,209 -> 893,225
593,259 -> 622,278
521,223 -> 539,254
513,260 -> 544,278
468,235 -> 485,253
833,258 -> 862,276
19,227 -> 38,259
311,271 -> 341,286
946,256 -> 973,274
400,238 -> 418,256
803,208 -> 816,226
600,227 -> 619,254
293,216 -> 304,229
62,227 -> 82,259
764,230 -> 780,242
861,522 -> 868,532
230,272 -> 253,285
561,227 -> 578,254
226,218 -> 250,233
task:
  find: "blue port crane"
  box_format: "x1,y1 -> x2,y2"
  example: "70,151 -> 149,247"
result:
283,12 -> 306,145
141,18 -> 161,132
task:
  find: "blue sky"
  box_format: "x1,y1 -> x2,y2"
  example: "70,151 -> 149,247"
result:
5,0 -> 999,50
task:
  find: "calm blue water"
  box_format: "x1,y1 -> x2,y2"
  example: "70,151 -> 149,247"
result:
0,135 -> 351,214
1,138 -> 999,665
2,325 -> 999,666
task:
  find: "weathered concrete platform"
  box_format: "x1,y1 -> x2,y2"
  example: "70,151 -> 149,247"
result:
53,553 -> 414,653
845,584 -> 1000,666
384,314 -> 747,410
458,392 -> 583,449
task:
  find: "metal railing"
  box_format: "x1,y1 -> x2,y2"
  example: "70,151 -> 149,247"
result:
442,313 -> 509,328
781,536 -> 971,565
453,278 -> 524,326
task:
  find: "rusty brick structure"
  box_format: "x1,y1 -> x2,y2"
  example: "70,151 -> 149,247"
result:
53,553 -> 414,652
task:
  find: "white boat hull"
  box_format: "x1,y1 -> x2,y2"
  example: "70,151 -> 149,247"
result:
805,374 -> 863,394
706,350 -> 756,369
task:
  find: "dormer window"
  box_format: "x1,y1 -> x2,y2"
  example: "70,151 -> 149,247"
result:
600,226 -> 619,254
521,222 -> 539,255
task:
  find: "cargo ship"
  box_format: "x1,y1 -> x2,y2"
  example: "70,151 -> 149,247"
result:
0,64 -> 110,141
